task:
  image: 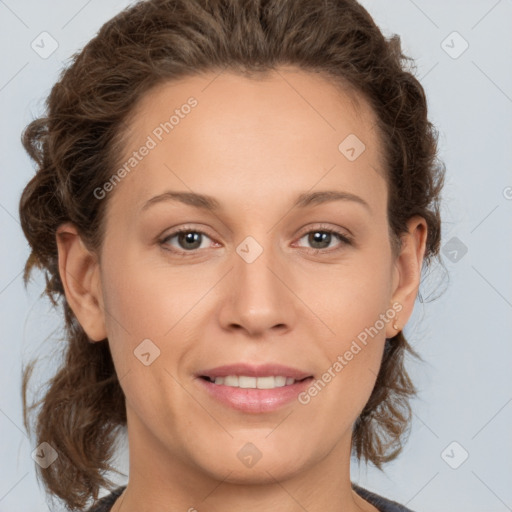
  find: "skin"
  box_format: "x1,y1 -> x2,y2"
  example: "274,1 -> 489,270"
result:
56,67 -> 427,512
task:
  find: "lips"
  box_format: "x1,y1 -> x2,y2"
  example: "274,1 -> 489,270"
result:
196,363 -> 314,413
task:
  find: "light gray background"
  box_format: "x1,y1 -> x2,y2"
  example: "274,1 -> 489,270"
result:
1,1 -> 511,511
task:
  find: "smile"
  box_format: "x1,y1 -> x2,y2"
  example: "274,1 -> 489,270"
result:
203,375 -> 298,388
196,364 -> 314,413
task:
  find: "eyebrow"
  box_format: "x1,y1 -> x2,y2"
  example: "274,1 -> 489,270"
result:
141,190 -> 371,213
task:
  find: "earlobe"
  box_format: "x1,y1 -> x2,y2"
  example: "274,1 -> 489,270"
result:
387,216 -> 428,338
56,223 -> 107,342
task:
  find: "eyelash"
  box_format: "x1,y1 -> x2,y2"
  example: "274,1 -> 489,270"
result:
159,224 -> 353,256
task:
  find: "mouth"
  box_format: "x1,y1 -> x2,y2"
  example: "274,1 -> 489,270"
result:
200,375 -> 309,389
196,363 -> 314,413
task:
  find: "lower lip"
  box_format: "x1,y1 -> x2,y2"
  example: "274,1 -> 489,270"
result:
196,377 -> 314,413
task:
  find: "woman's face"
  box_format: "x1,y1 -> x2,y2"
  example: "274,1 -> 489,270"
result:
63,68 -> 425,486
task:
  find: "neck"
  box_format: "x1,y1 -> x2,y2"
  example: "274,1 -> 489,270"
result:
111,413 -> 377,512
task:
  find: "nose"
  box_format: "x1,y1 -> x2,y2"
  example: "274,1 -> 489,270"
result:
217,237 -> 297,338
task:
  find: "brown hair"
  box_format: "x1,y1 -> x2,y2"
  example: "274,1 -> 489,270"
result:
20,0 -> 445,509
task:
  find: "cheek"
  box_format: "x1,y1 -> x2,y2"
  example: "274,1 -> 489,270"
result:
98,247 -> 221,395
304,246 -> 393,395
98,256 -> 201,416
101,249 -> 206,337
306,250 -> 393,343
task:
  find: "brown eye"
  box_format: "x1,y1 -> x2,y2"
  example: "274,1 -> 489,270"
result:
161,229 -> 213,253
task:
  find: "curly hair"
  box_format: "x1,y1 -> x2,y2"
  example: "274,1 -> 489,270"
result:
19,0 -> 445,509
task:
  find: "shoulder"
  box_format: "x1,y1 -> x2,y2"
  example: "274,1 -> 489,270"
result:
353,483 -> 416,512
85,486 -> 126,512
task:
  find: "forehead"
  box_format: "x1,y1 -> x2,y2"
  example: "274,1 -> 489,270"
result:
108,67 -> 386,216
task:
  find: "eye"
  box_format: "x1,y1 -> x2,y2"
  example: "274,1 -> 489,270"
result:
294,225 -> 352,253
160,228 -> 216,253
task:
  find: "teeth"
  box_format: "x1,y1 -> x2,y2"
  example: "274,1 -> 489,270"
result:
239,376 -> 257,388
224,375 -> 238,386
210,375 -> 297,389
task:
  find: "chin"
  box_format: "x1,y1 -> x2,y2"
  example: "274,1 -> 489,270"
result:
184,434 -> 320,485
202,456 -> 307,485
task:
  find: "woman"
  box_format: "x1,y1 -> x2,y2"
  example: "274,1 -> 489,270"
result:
19,0 -> 444,511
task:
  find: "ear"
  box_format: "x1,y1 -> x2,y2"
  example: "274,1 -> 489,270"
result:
386,215 -> 428,338
56,222 -> 107,342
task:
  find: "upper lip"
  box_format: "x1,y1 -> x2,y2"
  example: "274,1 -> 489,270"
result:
198,363 -> 312,380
